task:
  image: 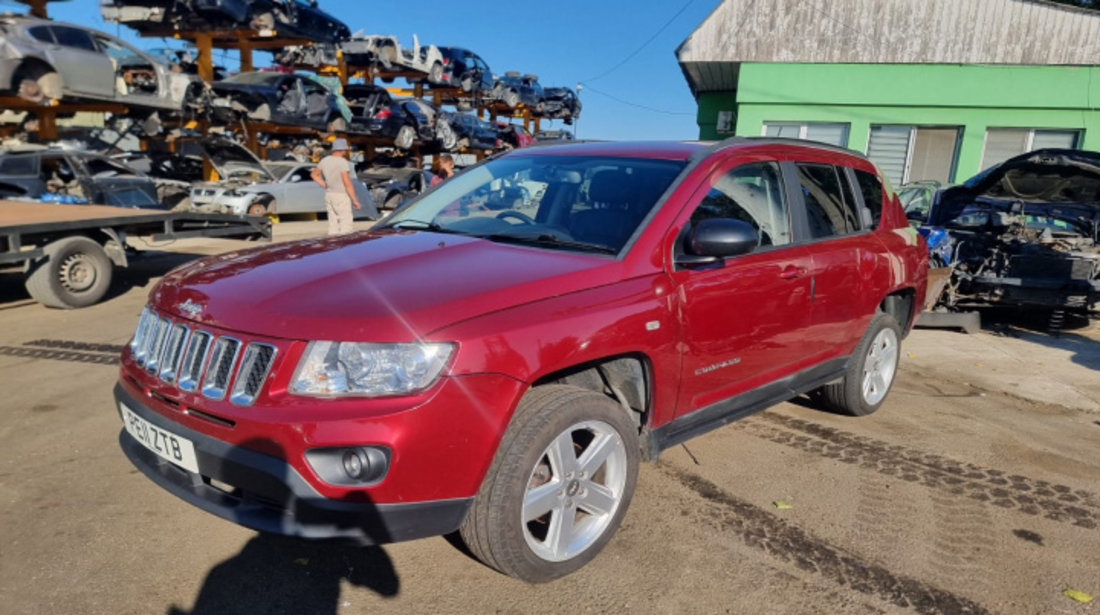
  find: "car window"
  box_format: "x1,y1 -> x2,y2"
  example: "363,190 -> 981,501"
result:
690,161 -> 790,247
386,155 -> 685,254
103,187 -> 157,207
854,169 -> 884,228
0,156 -> 36,176
85,157 -> 135,177
95,36 -> 141,63
796,163 -> 860,239
51,26 -> 97,52
27,25 -> 54,44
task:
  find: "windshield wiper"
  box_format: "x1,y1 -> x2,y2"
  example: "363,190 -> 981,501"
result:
480,232 -> 618,255
382,219 -> 459,234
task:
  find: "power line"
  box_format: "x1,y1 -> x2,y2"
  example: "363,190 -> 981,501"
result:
582,0 -> 699,83
578,83 -> 694,116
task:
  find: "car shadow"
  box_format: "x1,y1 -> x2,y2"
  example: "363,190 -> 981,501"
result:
167,534 -> 399,615
164,437 -> 401,614
981,308 -> 1100,372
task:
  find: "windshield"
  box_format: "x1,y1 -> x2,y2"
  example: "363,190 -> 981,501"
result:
384,155 -> 685,254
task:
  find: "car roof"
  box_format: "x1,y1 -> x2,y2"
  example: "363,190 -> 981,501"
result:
512,138 -> 873,164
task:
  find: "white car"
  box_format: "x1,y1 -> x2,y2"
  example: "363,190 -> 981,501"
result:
190,137 -> 377,219
0,14 -> 199,111
339,34 -> 446,84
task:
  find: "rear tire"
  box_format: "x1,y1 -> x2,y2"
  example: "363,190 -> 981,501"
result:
24,236 -> 113,309
429,61 -> 444,84
394,124 -> 416,150
459,385 -> 639,583
816,311 -> 902,416
502,90 -> 519,109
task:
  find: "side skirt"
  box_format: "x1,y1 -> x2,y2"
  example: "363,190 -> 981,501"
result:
642,358 -> 848,460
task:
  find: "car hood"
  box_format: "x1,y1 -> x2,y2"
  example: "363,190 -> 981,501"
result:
199,137 -> 277,183
150,230 -> 617,342
932,149 -> 1100,226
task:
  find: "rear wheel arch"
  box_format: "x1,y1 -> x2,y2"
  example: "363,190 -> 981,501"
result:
880,289 -> 916,334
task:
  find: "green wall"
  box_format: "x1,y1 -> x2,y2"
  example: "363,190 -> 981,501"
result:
697,63 -> 1100,181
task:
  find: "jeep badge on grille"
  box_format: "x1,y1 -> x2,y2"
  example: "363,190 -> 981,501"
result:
178,299 -> 204,319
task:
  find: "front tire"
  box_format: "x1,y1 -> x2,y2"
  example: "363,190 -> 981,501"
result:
816,311 -> 901,416
24,236 -> 113,309
460,385 -> 639,583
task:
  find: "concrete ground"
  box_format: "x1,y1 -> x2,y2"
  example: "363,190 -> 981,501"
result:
0,221 -> 1097,615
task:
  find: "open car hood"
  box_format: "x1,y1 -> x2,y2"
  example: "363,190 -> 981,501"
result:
932,149 -> 1100,226
198,136 -> 277,183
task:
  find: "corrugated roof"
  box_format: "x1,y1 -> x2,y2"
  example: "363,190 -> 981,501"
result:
678,0 -> 1100,94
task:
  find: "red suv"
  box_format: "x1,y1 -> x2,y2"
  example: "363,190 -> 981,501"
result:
116,139 -> 927,582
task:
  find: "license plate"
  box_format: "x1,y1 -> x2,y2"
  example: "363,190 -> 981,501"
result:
121,403 -> 199,474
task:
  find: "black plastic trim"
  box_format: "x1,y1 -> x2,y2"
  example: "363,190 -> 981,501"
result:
114,383 -> 471,545
644,357 -> 848,458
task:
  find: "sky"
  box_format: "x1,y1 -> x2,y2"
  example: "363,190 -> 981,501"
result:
4,0 -> 721,140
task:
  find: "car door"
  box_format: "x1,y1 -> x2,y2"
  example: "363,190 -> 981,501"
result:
47,26 -> 115,97
786,161 -> 879,356
0,155 -> 45,196
271,166 -> 319,214
668,158 -> 815,414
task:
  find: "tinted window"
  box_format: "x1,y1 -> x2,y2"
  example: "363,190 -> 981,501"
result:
690,162 -> 789,247
796,164 -> 860,239
0,156 -> 36,176
52,27 -> 97,52
28,25 -> 54,43
855,170 -> 884,228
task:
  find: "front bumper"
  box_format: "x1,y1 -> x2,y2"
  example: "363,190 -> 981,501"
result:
115,383 -> 472,544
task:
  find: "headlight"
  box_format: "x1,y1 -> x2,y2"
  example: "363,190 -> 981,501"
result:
290,341 -> 454,397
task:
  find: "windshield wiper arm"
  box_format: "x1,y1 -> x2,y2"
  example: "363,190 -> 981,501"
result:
481,232 -> 618,254
381,219 -> 458,234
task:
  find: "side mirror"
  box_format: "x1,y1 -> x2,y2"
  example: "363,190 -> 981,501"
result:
677,218 -> 758,267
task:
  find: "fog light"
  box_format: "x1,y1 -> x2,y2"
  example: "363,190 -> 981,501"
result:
342,449 -> 366,480
306,446 -> 391,486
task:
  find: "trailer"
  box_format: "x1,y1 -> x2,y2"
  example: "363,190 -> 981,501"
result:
0,200 -> 271,308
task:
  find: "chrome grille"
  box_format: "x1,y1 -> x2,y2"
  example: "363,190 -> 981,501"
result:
201,337 -> 241,400
178,331 -> 212,393
129,308 -> 277,406
230,344 -> 277,406
144,317 -> 171,374
158,324 -> 190,383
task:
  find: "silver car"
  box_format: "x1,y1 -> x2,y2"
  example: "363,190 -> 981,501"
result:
190,137 -> 378,219
0,14 -> 199,110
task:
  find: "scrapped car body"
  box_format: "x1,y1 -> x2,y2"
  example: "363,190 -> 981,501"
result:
542,87 -> 582,123
0,14 -> 199,111
437,46 -> 494,95
357,163 -> 430,211
115,138 -> 926,584
444,112 -> 499,151
922,149 -> 1100,315
367,99 -> 455,151
0,149 -> 162,207
189,137 -> 376,218
492,72 -> 546,111
209,71 -> 350,132
340,34 -> 446,84
101,0 -> 350,42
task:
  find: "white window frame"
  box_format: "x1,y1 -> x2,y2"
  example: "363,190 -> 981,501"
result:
865,125 -> 961,185
980,127 -> 1082,169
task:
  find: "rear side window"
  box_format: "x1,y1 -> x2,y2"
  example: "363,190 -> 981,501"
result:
52,26 -> 97,52
854,169 -> 884,228
691,161 -> 790,247
795,163 -> 860,239
0,156 -> 36,176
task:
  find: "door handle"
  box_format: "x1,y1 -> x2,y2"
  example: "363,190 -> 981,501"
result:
779,266 -> 807,280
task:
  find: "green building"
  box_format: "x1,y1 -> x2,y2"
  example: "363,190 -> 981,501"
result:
677,0 -> 1100,186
